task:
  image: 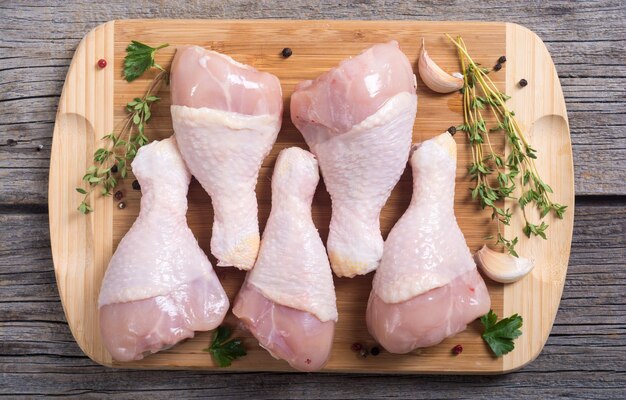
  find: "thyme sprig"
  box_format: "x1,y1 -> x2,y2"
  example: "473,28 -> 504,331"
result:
447,34 -> 566,256
76,42 -> 169,214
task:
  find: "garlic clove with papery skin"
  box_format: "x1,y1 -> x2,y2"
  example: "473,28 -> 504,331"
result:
418,39 -> 464,94
474,245 -> 535,284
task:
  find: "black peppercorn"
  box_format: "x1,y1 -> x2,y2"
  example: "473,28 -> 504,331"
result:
493,63 -> 502,71
114,190 -> 123,201
110,164 -> 118,173
117,201 -> 126,210
447,126 -> 457,136
519,78 -> 528,87
498,55 -> 507,64
281,47 -> 293,58
132,180 -> 141,191
370,346 -> 380,356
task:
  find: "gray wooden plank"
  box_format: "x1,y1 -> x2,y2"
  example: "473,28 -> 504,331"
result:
1,0 -> 625,203
0,199 -> 624,398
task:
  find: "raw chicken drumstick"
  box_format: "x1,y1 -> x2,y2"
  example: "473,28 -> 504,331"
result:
366,133 -> 491,354
233,147 -> 337,372
170,46 -> 283,270
290,41 -> 417,277
98,137 -> 229,362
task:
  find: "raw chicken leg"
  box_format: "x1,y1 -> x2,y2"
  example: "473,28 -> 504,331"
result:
170,46 -> 283,270
233,147 -> 337,372
290,41 -> 417,277
366,133 -> 491,354
98,137 -> 229,362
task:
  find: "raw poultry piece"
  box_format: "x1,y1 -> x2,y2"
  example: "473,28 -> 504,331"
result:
98,137 -> 229,362
170,45 -> 283,270
366,133 -> 491,354
290,41 -> 417,277
233,147 -> 337,372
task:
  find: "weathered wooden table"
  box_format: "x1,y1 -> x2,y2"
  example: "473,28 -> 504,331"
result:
1,1 -> 624,398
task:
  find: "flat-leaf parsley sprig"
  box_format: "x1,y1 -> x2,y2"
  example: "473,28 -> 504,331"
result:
203,326 -> 247,367
446,34 -> 567,256
76,41 -> 169,214
480,310 -> 523,357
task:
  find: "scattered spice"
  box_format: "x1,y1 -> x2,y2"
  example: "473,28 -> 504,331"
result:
447,126 -> 457,135
281,47 -> 293,58
132,180 -> 141,191
114,190 -> 124,201
359,348 -> 368,358
498,55 -> 507,64
493,62 -> 502,71
36,144 -> 44,151
519,78 -> 528,87
110,164 -> 118,174
117,201 -> 126,210
452,344 -> 463,355
351,342 -> 363,352
370,346 -> 380,356
97,58 -> 107,69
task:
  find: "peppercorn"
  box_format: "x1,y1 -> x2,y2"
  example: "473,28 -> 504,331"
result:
493,63 -> 502,71
132,180 -> 141,191
110,164 -> 118,174
114,190 -> 123,201
36,144 -> 44,151
97,58 -> 107,68
117,201 -> 126,210
370,346 -> 380,356
447,126 -> 457,136
351,343 -> 363,352
281,48 -> 293,58
519,78 -> 528,87
452,344 -> 463,355
498,55 -> 507,64
359,348 -> 368,358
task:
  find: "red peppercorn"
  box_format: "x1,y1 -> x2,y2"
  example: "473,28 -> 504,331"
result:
493,63 -> 502,72
351,343 -> 363,352
452,344 -> 463,355
114,190 -> 123,201
519,78 -> 528,87
97,58 -> 107,68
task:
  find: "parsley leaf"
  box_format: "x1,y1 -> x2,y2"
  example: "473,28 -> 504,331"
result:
123,41 -> 169,82
203,326 -> 247,367
480,310 -> 523,357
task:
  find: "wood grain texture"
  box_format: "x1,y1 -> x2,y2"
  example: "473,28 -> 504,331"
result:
1,200 -> 624,398
0,0 -> 624,397
49,19 -> 573,373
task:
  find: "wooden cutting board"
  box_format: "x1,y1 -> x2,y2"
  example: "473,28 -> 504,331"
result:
49,20 -> 574,374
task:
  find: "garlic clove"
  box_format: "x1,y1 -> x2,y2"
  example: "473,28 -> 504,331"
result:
418,39 -> 464,94
474,245 -> 535,284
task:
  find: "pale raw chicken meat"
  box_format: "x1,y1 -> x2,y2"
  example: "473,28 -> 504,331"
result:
98,137 -> 229,362
170,45 -> 283,270
233,147 -> 337,372
290,41 -> 417,277
366,133 -> 491,354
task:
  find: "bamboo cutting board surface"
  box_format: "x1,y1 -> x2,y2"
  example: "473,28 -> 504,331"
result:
49,20 -> 574,373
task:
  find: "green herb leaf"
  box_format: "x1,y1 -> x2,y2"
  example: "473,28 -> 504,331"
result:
123,41 -> 169,82
75,188 -> 87,194
480,310 -> 523,357
203,326 -> 247,367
